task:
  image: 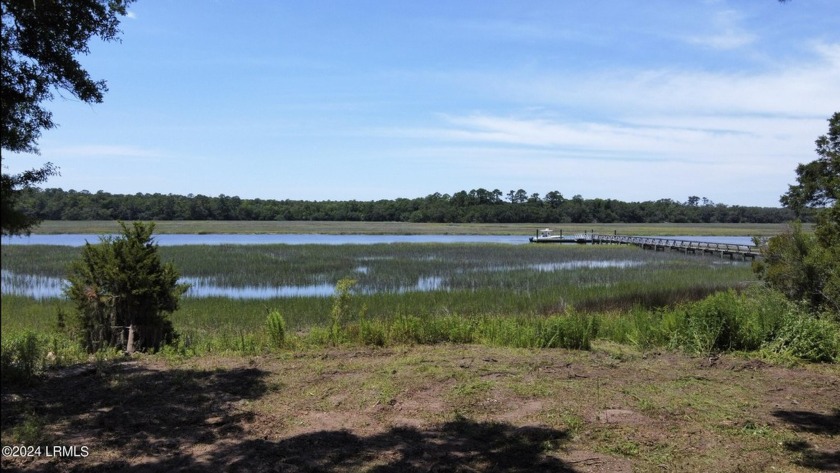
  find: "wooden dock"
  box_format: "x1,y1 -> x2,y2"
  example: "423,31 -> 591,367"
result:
590,234 -> 763,260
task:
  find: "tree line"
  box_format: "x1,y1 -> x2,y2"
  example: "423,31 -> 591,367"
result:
18,187 -> 797,224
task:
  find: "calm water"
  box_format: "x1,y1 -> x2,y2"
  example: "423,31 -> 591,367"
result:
1,233 -> 755,246
1,234 -> 529,246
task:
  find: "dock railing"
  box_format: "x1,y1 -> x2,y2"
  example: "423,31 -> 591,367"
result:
591,234 -> 763,260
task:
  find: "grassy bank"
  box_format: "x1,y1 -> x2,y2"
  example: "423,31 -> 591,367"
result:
24,220 -> 796,236
4,285 -> 837,377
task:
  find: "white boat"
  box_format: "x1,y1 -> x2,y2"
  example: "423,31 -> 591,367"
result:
529,228 -> 586,243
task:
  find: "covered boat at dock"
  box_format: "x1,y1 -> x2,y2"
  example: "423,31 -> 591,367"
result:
529,229 -> 589,244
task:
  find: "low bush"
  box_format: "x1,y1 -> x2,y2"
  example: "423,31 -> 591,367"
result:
668,288 -> 790,355
1,332 -> 45,384
763,313 -> 840,363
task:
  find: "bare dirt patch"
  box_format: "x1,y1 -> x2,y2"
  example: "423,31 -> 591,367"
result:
2,344 -> 838,472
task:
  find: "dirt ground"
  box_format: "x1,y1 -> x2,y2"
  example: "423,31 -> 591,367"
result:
2,343 -> 838,472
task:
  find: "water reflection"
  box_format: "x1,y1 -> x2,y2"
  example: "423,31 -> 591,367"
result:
415,276 -> 445,292
181,277 -> 335,299
2,259 -> 648,300
1,271 -> 340,300
1,270 -> 68,299
528,260 -> 645,272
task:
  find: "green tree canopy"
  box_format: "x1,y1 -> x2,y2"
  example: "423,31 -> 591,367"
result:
1,0 -> 133,235
781,112 -> 840,214
756,113 -> 840,315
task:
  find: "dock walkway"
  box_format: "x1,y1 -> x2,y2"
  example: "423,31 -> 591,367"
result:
590,234 -> 763,260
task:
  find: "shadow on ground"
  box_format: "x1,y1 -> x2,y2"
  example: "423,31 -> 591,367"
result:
2,360 -> 267,472
2,361 -> 574,472
200,420 -> 574,472
774,408 -> 840,471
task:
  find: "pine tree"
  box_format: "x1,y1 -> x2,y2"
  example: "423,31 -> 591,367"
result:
65,221 -> 188,352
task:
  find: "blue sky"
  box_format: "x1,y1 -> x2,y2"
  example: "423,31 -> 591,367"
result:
7,0 -> 840,207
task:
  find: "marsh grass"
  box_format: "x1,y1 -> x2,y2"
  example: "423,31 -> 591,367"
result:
2,243 -> 755,304
1,245 -> 81,278
2,243 -> 754,351
5,242 -> 835,363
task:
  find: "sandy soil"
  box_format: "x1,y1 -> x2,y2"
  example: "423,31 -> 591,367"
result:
2,344 -> 838,472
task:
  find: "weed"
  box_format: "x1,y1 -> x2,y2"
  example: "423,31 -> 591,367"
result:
7,412 -> 47,445
740,420 -> 772,437
266,309 -> 287,348
1,331 -> 45,384
561,413 -> 584,435
611,440 -> 641,457
509,378 -> 552,398
157,335 -> 198,361
537,313 -> 596,350
330,278 -> 357,345
667,288 -> 805,356
453,379 -> 493,397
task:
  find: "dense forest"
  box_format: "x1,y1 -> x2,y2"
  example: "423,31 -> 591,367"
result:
16,188 -> 799,224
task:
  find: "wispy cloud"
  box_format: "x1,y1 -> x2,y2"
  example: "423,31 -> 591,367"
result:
684,8 -> 756,50
392,113 -> 801,166
430,17 -> 592,44
47,145 -> 165,159
465,41 -> 840,118
377,41 -> 840,193
421,115 -> 718,157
